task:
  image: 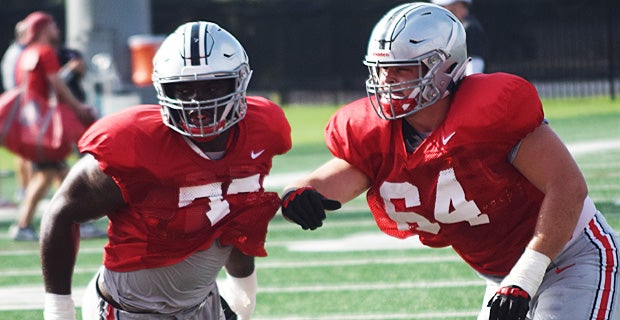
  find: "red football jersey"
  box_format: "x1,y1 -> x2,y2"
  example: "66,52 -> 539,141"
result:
16,43 -> 60,101
79,96 -> 292,272
326,73 -> 545,276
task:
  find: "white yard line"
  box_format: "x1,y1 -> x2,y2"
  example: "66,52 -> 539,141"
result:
566,139 -> 620,156
0,255 -> 462,278
0,286 -> 86,311
0,254 -> 469,312
252,310 -> 480,320
257,279 -> 484,294
0,279 -> 483,311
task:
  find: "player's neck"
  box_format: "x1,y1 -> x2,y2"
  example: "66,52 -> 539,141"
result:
191,130 -> 231,153
404,98 -> 451,133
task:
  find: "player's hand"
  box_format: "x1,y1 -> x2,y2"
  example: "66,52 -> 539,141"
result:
487,285 -> 530,320
281,186 -> 341,230
76,104 -> 98,126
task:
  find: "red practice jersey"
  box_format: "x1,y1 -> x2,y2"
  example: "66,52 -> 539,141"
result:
16,43 -> 60,101
79,96 -> 292,272
326,73 -> 545,276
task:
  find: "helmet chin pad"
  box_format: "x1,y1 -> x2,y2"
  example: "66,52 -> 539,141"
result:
377,92 -> 418,119
181,116 -> 226,137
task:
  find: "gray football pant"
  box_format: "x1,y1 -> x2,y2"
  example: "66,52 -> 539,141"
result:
81,274 -> 226,320
478,212 -> 619,320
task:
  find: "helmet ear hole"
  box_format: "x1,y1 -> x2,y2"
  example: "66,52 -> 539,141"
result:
446,62 -> 457,74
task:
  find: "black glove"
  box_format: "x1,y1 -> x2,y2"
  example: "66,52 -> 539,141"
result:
487,285 -> 531,320
281,186 -> 341,230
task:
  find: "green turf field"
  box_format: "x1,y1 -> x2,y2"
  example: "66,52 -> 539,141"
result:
0,96 -> 618,319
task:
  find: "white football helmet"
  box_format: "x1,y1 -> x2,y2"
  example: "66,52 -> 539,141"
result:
152,21 -> 252,138
364,3 -> 469,120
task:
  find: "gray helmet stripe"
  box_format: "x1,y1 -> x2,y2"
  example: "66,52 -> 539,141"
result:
189,23 -> 201,66
444,18 -> 459,55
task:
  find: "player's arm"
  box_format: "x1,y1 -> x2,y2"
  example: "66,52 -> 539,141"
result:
220,247 -> 257,320
281,157 -> 371,230
40,154 -> 126,320
513,123 -> 586,265
46,72 -> 94,124
58,55 -> 86,81
488,123 -> 586,319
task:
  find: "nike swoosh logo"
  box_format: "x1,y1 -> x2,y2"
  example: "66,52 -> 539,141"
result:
554,263 -> 576,274
442,131 -> 456,145
251,149 -> 265,159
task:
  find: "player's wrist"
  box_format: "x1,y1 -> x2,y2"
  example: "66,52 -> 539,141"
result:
500,248 -> 551,297
282,186 -> 314,203
221,270 -> 257,319
43,293 -> 76,320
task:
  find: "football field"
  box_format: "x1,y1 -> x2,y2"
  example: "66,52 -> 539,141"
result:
0,97 -> 618,319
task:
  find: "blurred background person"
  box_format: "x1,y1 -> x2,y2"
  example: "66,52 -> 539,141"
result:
8,11 -> 98,241
1,20 -> 28,90
1,19 -> 32,206
57,47 -> 87,104
431,0 -> 488,74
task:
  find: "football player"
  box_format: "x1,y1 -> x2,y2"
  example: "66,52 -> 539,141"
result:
40,21 -> 291,320
281,3 -> 619,319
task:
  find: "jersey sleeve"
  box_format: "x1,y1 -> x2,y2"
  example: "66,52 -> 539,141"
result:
487,74 -> 544,144
78,106 -> 166,200
325,98 -> 385,180
78,107 -> 145,170
453,73 -> 544,150
40,46 -> 61,74
246,96 -> 292,156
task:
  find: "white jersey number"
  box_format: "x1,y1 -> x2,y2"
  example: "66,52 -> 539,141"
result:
177,174 -> 261,225
380,168 -> 488,234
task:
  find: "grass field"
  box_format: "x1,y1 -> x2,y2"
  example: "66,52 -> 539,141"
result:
0,96 -> 618,319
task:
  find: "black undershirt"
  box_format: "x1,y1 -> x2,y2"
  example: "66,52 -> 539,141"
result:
401,120 -> 428,153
